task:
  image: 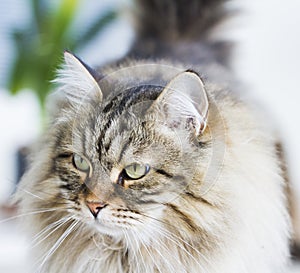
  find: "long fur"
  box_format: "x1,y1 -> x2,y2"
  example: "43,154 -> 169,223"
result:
16,1 -> 291,273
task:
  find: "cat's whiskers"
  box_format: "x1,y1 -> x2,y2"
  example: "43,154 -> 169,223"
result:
20,188 -> 45,200
17,180 -> 81,202
122,229 -> 141,272
31,216 -> 74,248
15,184 -> 74,208
131,231 -> 150,271
109,208 -> 182,271
123,225 -> 147,271
32,217 -> 69,242
152,223 -> 208,271
138,226 -> 179,272
0,208 -> 67,224
134,228 -> 164,273
121,229 -> 129,252
36,219 -> 79,273
139,212 -> 213,271
145,206 -> 224,254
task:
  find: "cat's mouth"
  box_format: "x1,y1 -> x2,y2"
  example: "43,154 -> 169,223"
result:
86,205 -> 145,237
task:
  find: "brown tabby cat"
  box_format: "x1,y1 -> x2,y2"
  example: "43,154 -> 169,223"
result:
16,0 -> 291,272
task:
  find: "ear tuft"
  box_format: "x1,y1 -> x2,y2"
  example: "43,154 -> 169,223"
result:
53,51 -> 103,105
155,71 -> 209,136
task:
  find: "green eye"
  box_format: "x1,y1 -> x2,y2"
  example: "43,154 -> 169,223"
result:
124,163 -> 150,180
73,154 -> 90,172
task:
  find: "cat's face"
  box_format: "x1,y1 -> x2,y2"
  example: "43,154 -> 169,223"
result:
51,84 -> 206,241
21,53 -> 215,247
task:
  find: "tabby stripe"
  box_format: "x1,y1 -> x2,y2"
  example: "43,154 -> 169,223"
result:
54,125 -> 69,154
155,170 -> 185,184
155,169 -> 173,178
82,127 -> 88,156
165,203 -> 197,232
57,153 -> 72,159
59,184 -> 74,191
98,88 -> 140,152
118,137 -> 132,163
97,85 -> 162,155
137,199 -> 158,205
184,191 -> 214,207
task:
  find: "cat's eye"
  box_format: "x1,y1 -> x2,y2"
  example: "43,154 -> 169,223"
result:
124,163 -> 150,180
72,154 -> 90,173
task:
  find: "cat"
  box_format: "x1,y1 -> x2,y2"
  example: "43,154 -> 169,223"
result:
16,0 -> 291,272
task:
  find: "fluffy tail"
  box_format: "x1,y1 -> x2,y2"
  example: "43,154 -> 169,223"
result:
133,0 -> 229,41
130,0 -> 231,65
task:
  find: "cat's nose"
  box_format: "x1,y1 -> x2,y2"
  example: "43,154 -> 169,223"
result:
86,201 -> 107,218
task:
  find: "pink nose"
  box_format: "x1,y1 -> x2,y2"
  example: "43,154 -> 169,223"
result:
86,201 -> 107,218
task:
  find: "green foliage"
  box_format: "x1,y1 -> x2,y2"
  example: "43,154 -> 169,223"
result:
8,0 -> 117,111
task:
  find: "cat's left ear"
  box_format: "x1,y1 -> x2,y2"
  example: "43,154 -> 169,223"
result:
54,51 -> 103,103
154,71 -> 208,136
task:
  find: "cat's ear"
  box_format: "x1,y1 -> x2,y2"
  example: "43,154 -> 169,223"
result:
54,51 -> 103,104
154,71 -> 208,136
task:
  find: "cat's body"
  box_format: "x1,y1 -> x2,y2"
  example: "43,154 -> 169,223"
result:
17,1 -> 290,273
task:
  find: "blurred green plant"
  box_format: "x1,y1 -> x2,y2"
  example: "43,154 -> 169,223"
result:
8,0 -> 117,117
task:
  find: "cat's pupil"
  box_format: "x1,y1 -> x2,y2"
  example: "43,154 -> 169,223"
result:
124,164 -> 149,180
73,154 -> 90,172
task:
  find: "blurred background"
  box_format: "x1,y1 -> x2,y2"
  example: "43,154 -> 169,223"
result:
0,0 -> 299,272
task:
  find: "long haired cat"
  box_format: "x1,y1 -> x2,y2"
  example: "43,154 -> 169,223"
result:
16,0 -> 291,272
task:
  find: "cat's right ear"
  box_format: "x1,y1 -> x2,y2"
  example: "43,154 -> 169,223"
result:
151,71 -> 209,137
53,51 -> 103,104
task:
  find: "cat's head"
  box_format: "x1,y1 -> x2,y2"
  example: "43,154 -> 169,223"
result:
21,52 -> 222,246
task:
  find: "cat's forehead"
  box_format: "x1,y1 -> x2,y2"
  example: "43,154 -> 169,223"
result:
90,85 -> 162,137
